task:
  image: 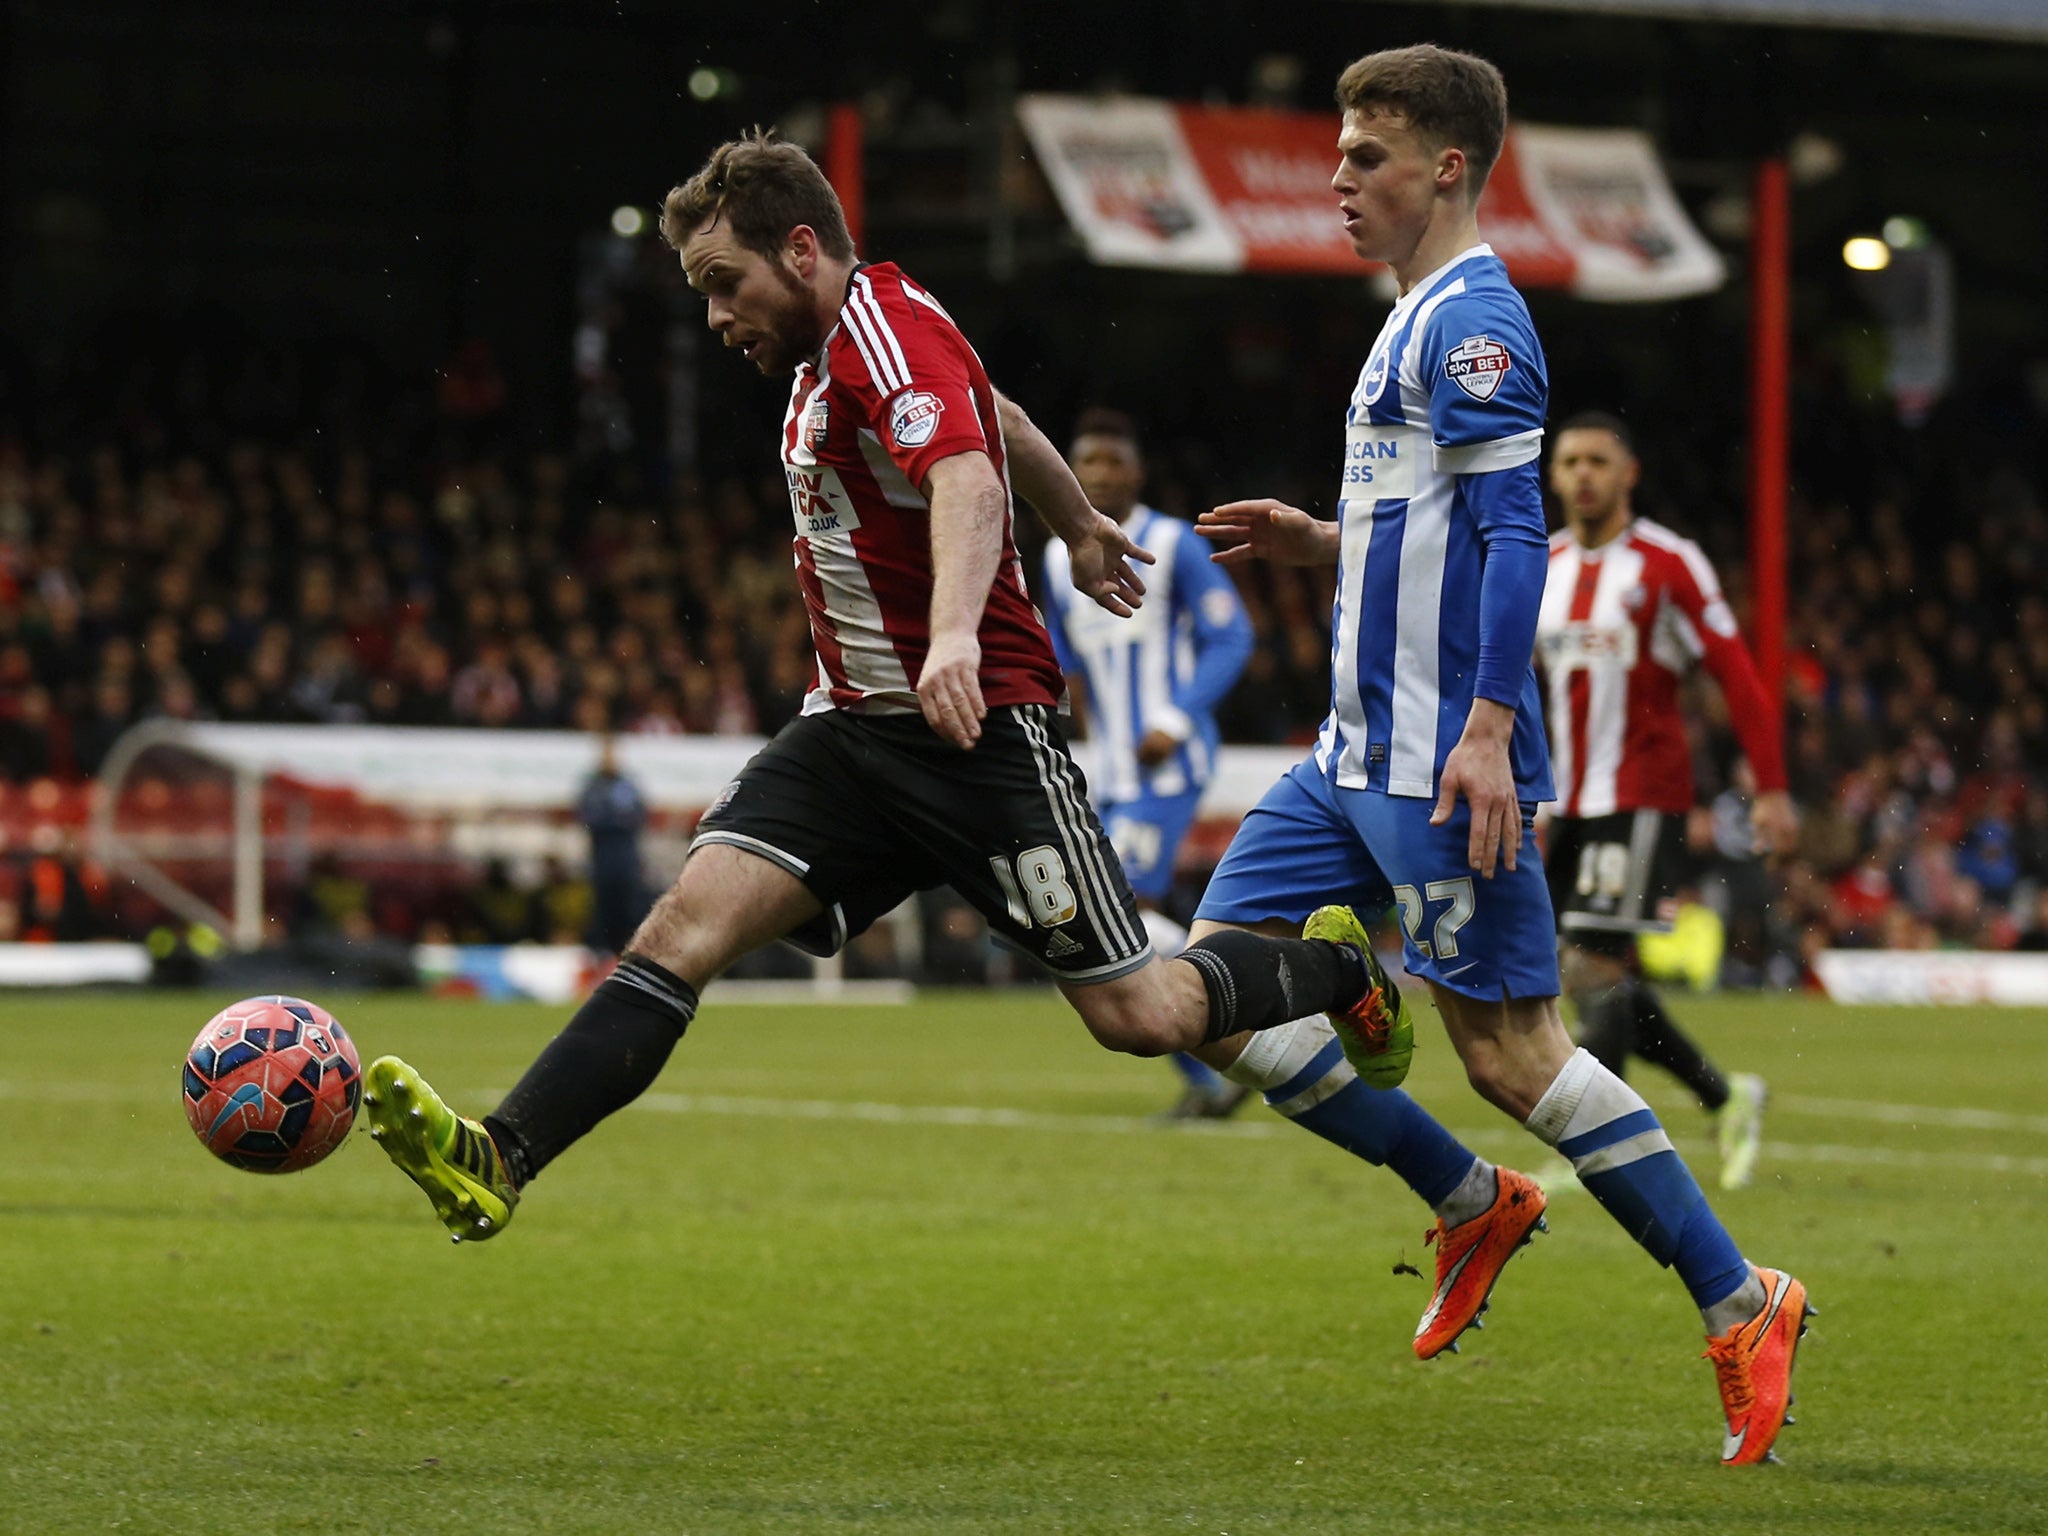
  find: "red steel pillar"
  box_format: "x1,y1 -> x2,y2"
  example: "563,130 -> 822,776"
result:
826,103 -> 865,250
1748,157 -> 1790,715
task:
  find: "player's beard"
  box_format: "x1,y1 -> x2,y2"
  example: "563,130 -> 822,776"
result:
751,266 -> 825,375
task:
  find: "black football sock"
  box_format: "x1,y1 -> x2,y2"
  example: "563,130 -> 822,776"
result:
1180,931 -> 1368,1046
1568,981 -> 1637,1079
484,954 -> 697,1187
1630,984 -> 1729,1111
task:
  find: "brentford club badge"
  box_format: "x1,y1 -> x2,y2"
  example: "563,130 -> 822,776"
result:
803,397 -> 830,452
1443,334 -> 1513,402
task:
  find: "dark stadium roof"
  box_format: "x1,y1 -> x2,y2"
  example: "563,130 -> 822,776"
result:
1448,0 -> 2048,42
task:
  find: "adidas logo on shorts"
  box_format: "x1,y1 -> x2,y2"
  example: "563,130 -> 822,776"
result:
1044,930 -> 1084,960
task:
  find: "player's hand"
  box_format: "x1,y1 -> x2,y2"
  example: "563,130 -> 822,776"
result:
1750,790 -> 1800,856
1135,728 -> 1179,767
1197,499 -> 1338,567
1067,511 -> 1155,617
1432,700 -> 1521,878
919,631 -> 986,750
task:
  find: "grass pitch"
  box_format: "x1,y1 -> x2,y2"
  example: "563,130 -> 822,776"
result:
1,986 -> 2044,1534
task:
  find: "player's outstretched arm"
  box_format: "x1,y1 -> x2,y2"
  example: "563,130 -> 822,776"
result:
1197,500 -> 1340,567
994,391 -> 1154,617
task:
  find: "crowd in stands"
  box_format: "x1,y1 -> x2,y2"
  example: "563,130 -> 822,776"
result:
3,334 -> 2048,977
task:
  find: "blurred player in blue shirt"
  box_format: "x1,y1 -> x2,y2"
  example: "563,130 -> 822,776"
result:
1041,409 -> 1254,1117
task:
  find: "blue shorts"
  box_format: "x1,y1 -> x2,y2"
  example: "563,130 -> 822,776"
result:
1196,758 -> 1561,1001
1100,787 -> 1205,904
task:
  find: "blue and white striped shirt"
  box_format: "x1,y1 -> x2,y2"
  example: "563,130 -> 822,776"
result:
1314,244 -> 1554,803
1043,506 -> 1254,803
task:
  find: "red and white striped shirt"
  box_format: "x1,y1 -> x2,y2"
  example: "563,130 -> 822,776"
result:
1536,518 -> 1786,817
780,263 -> 1062,716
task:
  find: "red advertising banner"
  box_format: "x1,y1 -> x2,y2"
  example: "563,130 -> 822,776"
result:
1018,96 -> 1723,301
1173,105 -> 1357,274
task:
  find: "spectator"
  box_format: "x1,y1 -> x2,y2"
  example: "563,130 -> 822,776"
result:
0,685 -> 60,779
532,856 -> 595,946
464,857 -> 533,945
575,733 -> 647,954
294,852 -> 372,939
9,831 -> 109,941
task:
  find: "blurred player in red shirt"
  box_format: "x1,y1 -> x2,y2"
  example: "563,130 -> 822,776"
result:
1536,412 -> 1798,1190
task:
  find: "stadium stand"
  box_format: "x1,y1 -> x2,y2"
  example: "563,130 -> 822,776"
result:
3,323 -> 2047,976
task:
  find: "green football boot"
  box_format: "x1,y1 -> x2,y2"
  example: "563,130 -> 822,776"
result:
362,1056 -> 519,1242
1716,1072 -> 1769,1191
1303,904 -> 1416,1091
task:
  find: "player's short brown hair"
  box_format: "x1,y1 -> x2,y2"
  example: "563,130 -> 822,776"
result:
660,128 -> 855,262
1335,45 -> 1509,192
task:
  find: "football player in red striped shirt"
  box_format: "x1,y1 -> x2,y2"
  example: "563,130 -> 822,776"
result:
1536,411 -> 1799,1190
356,130 -> 1407,1249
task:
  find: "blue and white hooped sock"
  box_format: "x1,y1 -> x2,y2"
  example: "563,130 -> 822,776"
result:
1526,1048 -> 1751,1311
1225,1016 -> 1478,1209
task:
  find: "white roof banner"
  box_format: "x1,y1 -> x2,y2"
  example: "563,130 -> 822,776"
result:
1510,124 -> 1728,302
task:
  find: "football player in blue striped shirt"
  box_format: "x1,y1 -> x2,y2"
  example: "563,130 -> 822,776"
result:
1042,409 -> 1255,1117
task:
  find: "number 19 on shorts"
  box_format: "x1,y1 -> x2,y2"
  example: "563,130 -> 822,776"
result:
990,846 -> 1079,928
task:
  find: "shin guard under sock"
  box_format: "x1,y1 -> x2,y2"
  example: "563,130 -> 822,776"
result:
1526,1047 -> 1749,1311
485,954 -> 698,1186
1224,1017 -> 1476,1208
1180,931 -> 1367,1045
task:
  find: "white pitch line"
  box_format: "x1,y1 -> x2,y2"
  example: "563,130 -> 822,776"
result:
1771,1093 -> 2048,1138
629,1093 -> 2048,1176
7,1079 -> 2043,1177
634,1091 -> 1287,1139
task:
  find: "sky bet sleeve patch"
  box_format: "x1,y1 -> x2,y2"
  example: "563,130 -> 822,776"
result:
1443,335 -> 1514,403
887,389 -> 945,449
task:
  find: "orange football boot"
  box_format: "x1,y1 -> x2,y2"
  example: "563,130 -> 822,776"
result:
1705,1265 -> 1813,1466
1413,1165 -> 1548,1359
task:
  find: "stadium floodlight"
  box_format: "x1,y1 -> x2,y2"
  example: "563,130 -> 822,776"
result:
1882,216 -> 1930,249
610,206 -> 646,238
1842,237 -> 1891,272
688,67 -> 721,101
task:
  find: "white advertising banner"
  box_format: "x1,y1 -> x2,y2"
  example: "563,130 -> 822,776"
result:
1812,950 -> 2048,1007
132,722 -> 1304,820
152,723 -> 767,814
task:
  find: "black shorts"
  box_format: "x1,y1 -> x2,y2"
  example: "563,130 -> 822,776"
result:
691,703 -> 1152,983
1546,810 -> 1690,948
